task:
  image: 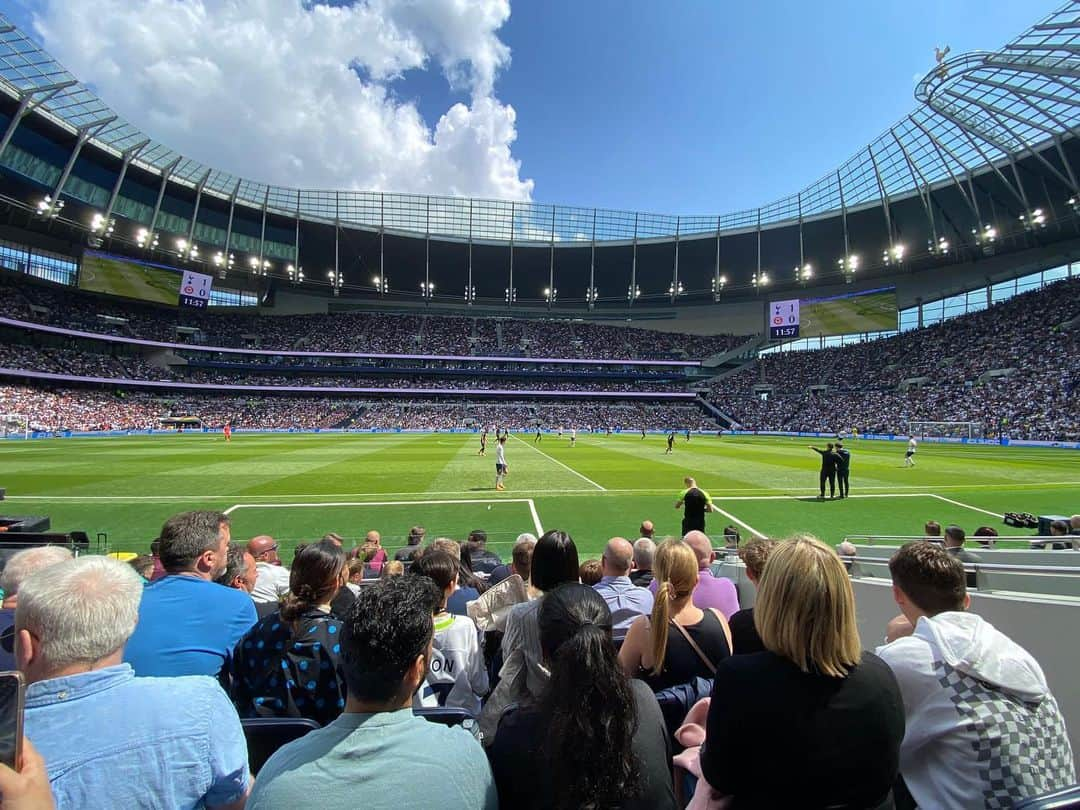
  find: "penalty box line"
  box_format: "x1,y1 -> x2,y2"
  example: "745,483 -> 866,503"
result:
223,497 -> 544,537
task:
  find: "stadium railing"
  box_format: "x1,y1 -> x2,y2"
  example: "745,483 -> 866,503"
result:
1013,783 -> 1080,809
843,535 -> 1079,553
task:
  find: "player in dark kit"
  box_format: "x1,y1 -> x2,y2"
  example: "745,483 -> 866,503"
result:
676,476 -> 713,535
685,429 -> 691,442
534,425 -> 543,443
835,441 -> 851,498
809,443 -> 841,499
478,428 -> 488,456
641,427 -> 646,440
665,431 -> 675,454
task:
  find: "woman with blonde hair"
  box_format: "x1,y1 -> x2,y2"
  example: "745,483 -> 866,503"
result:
699,535 -> 904,808
618,539 -> 732,690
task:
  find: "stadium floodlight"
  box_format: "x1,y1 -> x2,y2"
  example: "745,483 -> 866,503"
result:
1069,196 -> 1080,215
973,223 -> 997,244
1019,209 -> 1046,230
543,286 -> 558,302
89,213 -> 114,235
213,251 -> 235,268
504,287 -> 517,303
837,255 -> 859,275
35,195 -> 64,219
420,281 -> 435,299
287,264 -> 304,283
929,236 -> 950,254
327,269 -> 344,295
794,264 -> 812,282
135,227 -> 158,249
667,281 -> 684,299
585,286 -> 599,308
464,284 -> 477,304
627,284 -> 641,300
372,274 -> 389,294
751,271 -> 769,288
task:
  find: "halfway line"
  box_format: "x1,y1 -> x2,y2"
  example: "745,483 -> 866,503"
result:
509,434 -> 607,491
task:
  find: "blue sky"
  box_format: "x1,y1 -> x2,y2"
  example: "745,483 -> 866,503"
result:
11,0 -> 1048,215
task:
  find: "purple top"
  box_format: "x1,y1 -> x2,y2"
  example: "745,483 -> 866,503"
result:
650,569 -> 739,619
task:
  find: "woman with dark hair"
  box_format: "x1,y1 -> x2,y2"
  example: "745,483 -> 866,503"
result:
488,584 -> 676,809
411,550 -> 489,714
480,529 -> 580,741
230,540 -> 349,725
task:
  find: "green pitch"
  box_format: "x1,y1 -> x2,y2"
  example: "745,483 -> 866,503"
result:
1,433 -> 1076,560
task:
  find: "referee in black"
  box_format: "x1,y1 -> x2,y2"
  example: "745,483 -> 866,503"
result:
676,476 -> 713,536
835,440 -> 851,498
809,443 -> 840,499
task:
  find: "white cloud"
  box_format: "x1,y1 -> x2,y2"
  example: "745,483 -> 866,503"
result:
31,0 -> 533,201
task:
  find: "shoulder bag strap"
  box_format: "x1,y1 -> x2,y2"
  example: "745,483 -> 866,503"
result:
669,618 -> 718,675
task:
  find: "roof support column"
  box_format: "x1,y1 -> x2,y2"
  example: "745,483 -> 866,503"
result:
104,140 -> 148,223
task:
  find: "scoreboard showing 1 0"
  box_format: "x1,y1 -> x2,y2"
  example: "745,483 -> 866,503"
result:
769,299 -> 800,339
179,271 -> 214,309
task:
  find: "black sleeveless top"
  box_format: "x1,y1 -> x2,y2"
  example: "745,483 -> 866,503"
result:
645,608 -> 731,691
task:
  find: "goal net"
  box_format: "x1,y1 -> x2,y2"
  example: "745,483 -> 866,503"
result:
0,413 -> 29,439
908,421 -> 985,440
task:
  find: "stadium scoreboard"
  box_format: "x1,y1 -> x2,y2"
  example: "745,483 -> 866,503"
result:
179,271 -> 214,309
769,299 -> 800,339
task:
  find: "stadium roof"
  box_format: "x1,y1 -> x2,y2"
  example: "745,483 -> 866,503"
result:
1,4 -> 1079,246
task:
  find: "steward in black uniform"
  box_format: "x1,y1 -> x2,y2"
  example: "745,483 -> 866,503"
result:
835,441 -> 851,498
809,443 -> 841,499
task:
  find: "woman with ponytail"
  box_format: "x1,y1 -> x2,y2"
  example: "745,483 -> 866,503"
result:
231,539 -> 349,725
488,584 -> 677,810
619,538 -> 732,690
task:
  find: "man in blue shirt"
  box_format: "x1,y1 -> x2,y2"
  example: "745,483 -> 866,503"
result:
18,556 -> 250,809
124,510 -> 257,677
249,576 -> 497,810
593,537 -> 654,640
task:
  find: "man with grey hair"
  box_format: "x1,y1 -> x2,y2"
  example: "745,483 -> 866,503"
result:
650,530 -> 739,618
630,537 -> 656,587
0,545 -> 73,671
594,537 -> 654,640
0,546 -> 74,609
18,556 -> 250,809
215,543 -> 258,594
123,510 -> 257,677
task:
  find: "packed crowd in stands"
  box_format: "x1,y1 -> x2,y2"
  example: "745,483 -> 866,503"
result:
0,384 -> 719,433
0,510 -> 1073,808
708,276 -> 1080,440
0,275 -> 746,359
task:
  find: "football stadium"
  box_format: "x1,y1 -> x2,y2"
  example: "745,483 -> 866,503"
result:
0,2 -> 1078,807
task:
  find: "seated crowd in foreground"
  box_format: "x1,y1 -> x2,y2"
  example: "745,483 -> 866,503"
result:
0,510 -> 1074,809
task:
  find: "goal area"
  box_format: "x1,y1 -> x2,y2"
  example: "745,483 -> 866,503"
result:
0,413 -> 29,439
907,420 -> 985,440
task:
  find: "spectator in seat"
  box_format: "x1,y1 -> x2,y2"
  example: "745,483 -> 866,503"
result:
127,554 -> 156,583
722,525 -> 740,550
488,584 -> 677,810
1,547 -> 73,609
923,520 -> 942,540
620,539 -> 732,690
215,543 -> 258,593
877,542 -> 1075,807
411,550 -> 488,715
944,525 -> 980,564
973,525 -> 999,549
466,530 -> 502,576
700,536 -> 904,808
630,538 -> 656,587
356,530 -> 387,575
248,535 -> 290,604
579,559 -> 601,586
728,538 -> 777,655
0,547 -> 73,672
231,540 -> 349,726
380,560 -> 405,578
393,525 -> 426,563
435,539 -> 485,616
488,533 -> 536,586
836,540 -> 858,573
246,576 -> 497,810
124,511 -> 257,677
594,537 -> 654,640
345,559 -> 365,593
480,530 -> 579,742
19,556 -> 250,809
1071,514 -> 1080,535
638,520 -> 655,540
649,530 -> 739,618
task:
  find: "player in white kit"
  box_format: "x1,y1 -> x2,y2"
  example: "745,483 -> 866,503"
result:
495,436 -> 508,490
570,428 -> 576,447
904,436 -> 917,467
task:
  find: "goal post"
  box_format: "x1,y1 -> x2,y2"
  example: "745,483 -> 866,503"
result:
907,421 -> 985,440
0,413 -> 30,440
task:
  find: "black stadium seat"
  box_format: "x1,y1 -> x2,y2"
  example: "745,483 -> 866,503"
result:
241,717 -> 321,775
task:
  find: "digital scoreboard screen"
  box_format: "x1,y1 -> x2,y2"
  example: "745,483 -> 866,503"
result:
79,251 -> 182,305
769,286 -> 897,340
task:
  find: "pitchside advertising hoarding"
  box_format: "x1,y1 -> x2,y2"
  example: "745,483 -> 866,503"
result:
768,286 -> 898,339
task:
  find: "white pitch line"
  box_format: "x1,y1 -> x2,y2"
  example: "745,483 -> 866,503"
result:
526,499 -> 544,536
709,505 -> 767,539
714,493 -> 936,502
509,434 -> 607,491
930,493 -> 1004,518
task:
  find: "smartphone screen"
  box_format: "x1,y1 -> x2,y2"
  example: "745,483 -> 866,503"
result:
0,671 -> 25,769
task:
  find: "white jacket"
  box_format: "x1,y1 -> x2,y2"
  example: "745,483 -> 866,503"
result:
415,613 -> 488,717
877,612 -> 1074,809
